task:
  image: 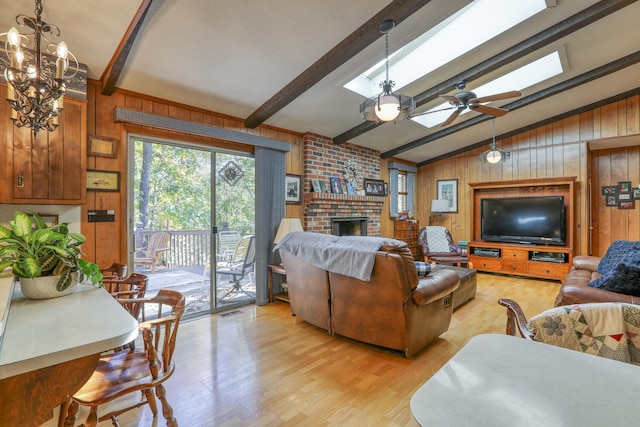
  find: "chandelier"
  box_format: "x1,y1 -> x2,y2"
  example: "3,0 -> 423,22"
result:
1,0 -> 78,136
480,118 -> 510,164
360,20 -> 414,123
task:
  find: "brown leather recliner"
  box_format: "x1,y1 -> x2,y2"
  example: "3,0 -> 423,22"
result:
280,240 -> 460,357
555,256 -> 638,306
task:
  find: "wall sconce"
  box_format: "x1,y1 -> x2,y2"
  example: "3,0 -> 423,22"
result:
274,218 -> 303,244
430,199 -> 450,224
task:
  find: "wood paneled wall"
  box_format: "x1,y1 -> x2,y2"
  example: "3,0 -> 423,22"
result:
591,145 -> 640,255
85,80 -> 303,267
415,94 -> 640,257
81,82 -> 640,265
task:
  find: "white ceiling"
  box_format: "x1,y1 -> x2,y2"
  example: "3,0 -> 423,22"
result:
1,0 -> 639,164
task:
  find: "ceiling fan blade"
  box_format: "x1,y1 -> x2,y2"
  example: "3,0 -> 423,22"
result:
470,104 -> 509,117
439,94 -> 461,104
441,108 -> 462,127
470,90 -> 522,103
410,106 -> 456,118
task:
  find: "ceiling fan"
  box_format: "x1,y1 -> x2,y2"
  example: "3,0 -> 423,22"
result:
417,80 -> 522,127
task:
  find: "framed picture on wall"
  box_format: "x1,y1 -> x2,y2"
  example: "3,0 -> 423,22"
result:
86,169 -> 121,192
437,179 -> 458,213
601,185 -> 617,195
88,136 -> 119,158
618,181 -> 632,193
634,188 -> 640,199
285,174 -> 301,204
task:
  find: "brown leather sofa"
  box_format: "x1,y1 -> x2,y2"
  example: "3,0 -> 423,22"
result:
280,240 -> 460,357
555,256 -> 638,306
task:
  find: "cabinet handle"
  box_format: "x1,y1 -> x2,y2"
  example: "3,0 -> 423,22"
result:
512,253 -> 516,257
17,175 -> 24,189
512,265 -> 517,270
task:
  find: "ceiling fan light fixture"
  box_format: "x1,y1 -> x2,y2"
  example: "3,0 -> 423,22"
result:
375,94 -> 400,121
360,20 -> 414,123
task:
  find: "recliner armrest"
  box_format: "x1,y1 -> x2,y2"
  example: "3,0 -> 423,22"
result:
412,270 -> 459,306
572,255 -> 601,272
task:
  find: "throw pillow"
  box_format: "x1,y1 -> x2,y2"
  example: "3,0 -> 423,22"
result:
414,261 -> 432,277
589,262 -> 640,297
597,240 -> 640,275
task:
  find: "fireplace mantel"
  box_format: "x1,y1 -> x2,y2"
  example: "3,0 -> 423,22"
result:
304,193 -> 385,205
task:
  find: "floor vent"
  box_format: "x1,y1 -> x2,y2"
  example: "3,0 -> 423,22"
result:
220,310 -> 243,317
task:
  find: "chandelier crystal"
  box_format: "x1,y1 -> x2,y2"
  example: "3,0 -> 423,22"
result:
1,0 -> 78,136
360,20 -> 414,123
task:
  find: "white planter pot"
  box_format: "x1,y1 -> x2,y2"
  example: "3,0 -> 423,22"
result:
19,275 -> 78,300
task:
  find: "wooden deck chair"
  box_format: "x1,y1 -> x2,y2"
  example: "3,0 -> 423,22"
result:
134,231 -> 171,273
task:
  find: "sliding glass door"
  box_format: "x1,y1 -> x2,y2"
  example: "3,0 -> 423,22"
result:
129,136 -> 255,316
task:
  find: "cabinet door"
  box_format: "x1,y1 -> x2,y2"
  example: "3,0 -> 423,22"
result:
3,100 -> 86,204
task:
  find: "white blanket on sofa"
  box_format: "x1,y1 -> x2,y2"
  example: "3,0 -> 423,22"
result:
274,232 -> 398,281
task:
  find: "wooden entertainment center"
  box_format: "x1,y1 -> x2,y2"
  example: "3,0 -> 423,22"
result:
468,177 -> 575,281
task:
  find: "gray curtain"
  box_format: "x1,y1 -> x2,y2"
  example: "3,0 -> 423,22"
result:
254,147 -> 285,305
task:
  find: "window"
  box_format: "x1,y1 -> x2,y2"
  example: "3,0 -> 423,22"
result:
344,0 -> 550,98
398,171 -> 408,213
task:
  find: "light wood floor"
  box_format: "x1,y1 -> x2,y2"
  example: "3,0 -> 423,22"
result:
47,273 -> 560,427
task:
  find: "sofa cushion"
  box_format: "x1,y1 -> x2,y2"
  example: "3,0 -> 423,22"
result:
597,240 -> 640,275
589,262 -> 640,297
414,261 -> 432,277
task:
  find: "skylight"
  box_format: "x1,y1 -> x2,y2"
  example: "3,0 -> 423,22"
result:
411,51 -> 564,128
344,0 -> 549,98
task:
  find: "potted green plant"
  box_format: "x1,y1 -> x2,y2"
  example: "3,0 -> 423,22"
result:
0,211 -> 103,299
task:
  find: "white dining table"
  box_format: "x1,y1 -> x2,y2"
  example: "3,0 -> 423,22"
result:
410,334 -> 640,427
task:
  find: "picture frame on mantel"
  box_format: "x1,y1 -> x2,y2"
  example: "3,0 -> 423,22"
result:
437,179 -> 458,213
88,136 -> 119,158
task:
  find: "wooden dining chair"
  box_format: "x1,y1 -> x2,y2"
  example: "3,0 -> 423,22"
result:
102,273 -> 149,319
60,289 -> 186,427
99,263 -> 128,280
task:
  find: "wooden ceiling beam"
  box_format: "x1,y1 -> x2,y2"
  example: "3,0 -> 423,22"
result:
418,86 -> 640,167
100,0 -> 154,96
382,49 -> 640,159
244,0 -> 433,129
333,0 -> 636,144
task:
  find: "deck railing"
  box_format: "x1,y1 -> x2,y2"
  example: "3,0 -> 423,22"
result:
138,230 -> 212,268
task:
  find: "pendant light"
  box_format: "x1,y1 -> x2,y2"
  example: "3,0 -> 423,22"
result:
360,20 -> 414,123
480,118 -> 510,164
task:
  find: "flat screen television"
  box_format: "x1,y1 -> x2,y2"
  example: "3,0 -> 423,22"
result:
480,196 -> 566,246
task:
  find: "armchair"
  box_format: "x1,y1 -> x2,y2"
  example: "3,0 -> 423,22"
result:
499,298 -> 640,364
417,226 -> 472,268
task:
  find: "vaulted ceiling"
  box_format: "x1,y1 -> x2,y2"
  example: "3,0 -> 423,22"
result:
2,0 -> 639,165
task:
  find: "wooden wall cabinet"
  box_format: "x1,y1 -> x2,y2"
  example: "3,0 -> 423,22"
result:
1,98 -> 87,204
394,219 -> 421,260
467,177 -> 576,281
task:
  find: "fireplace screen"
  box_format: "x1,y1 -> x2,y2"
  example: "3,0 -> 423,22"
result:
331,217 -> 368,236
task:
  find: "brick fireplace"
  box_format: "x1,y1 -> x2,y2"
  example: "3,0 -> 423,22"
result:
302,133 -> 385,236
